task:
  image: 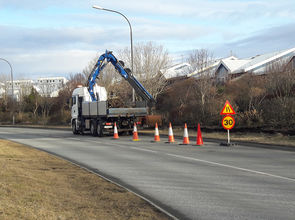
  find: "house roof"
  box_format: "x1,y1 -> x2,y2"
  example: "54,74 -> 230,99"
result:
162,62 -> 191,79
187,58 -> 223,78
232,47 -> 295,74
213,47 -> 295,76
220,57 -> 249,73
166,47 -> 295,80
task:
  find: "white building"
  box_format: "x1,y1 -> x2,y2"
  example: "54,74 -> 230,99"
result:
0,76 -> 68,101
10,80 -> 34,101
34,77 -> 68,97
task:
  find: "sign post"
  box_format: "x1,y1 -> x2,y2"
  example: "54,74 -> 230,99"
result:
220,100 -> 236,146
221,115 -> 235,144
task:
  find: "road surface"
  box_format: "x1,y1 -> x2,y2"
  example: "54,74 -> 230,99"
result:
1,127 -> 295,220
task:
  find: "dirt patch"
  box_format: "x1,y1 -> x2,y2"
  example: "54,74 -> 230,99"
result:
0,139 -> 171,220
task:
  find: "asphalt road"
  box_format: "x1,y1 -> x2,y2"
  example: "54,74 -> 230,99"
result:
1,127 -> 295,220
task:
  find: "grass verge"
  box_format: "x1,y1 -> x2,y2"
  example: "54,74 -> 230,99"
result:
0,139 -> 170,220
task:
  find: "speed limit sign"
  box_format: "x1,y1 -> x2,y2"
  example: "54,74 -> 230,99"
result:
222,115 -> 235,130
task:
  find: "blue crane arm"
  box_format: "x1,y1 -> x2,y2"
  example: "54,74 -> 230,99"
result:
87,50 -> 155,106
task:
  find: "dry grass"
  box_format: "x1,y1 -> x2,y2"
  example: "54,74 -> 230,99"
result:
0,139 -> 170,220
141,128 -> 295,147
202,131 -> 295,146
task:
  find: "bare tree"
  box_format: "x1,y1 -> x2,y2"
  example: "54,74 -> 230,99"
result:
266,61 -> 295,102
119,41 -> 170,100
65,73 -> 87,92
0,73 -> 9,101
187,49 -> 214,74
263,61 -> 295,126
183,49 -> 217,122
56,73 -> 87,116
187,49 -> 215,104
35,83 -> 56,121
0,73 -> 13,113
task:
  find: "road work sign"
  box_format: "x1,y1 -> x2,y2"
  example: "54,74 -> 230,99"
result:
222,115 -> 235,130
220,100 -> 236,115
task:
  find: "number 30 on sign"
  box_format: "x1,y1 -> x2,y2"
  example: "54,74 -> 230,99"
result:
222,115 -> 235,130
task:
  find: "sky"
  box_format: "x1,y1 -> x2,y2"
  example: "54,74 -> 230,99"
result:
0,0 -> 294,79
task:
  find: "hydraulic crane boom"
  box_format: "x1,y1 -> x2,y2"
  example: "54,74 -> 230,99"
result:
87,50 -> 155,106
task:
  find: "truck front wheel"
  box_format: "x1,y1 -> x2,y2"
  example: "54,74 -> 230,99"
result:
72,120 -> 78,135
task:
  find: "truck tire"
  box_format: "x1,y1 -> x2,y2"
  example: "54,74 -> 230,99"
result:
72,120 -> 78,135
90,121 -> 97,136
97,123 -> 103,137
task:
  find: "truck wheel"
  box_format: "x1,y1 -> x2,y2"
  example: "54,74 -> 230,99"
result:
97,124 -> 103,137
72,121 -> 78,135
90,122 -> 97,136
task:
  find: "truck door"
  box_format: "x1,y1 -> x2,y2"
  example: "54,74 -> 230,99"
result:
71,96 -> 78,118
78,97 -> 83,116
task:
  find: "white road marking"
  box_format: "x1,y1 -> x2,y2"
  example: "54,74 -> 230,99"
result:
130,147 -> 158,153
166,153 -> 295,182
67,138 -> 81,141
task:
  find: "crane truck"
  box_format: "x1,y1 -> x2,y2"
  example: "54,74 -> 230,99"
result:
71,50 -> 155,136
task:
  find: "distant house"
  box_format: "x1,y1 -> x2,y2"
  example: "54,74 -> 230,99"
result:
214,47 -> 295,83
188,56 -> 235,79
186,47 -> 295,83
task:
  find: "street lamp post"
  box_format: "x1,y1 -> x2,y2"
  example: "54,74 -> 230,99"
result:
0,58 -> 14,125
92,5 -> 135,102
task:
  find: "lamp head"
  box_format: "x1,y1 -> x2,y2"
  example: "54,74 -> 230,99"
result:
92,5 -> 104,10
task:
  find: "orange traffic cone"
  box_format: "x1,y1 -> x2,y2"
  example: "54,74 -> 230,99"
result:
181,123 -> 190,145
113,122 -> 119,139
154,122 -> 160,142
166,122 -> 175,143
196,123 -> 203,146
132,123 -> 140,141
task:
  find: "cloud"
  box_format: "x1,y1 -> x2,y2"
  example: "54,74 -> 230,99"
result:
1,0 -> 295,77
0,0 -> 88,10
0,24 -> 131,78
135,24 -> 214,41
0,25 -> 130,52
4,0 -> 294,22
214,22 -> 295,58
10,49 -> 97,78
100,0 -> 295,21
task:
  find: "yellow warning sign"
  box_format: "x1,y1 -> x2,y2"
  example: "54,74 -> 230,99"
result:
222,115 -> 235,130
220,100 -> 236,115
